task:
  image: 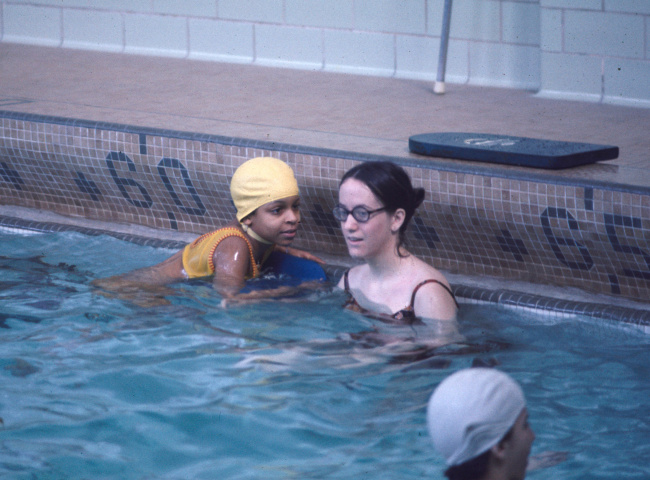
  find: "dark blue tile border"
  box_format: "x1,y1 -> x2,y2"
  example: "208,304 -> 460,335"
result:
2,110 -> 649,196
0,214 -> 186,250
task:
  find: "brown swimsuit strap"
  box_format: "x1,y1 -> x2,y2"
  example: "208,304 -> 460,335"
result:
409,278 -> 459,310
343,270 -> 459,315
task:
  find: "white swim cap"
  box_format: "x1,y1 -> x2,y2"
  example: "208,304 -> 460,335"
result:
426,368 -> 526,467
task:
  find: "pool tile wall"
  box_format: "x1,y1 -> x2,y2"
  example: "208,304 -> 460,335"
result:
1,112 -> 649,304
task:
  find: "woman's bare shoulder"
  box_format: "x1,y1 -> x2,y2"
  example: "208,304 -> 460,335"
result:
410,256 -> 451,286
337,264 -> 366,289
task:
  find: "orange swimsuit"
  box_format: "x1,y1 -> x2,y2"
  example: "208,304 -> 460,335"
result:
182,227 -> 267,279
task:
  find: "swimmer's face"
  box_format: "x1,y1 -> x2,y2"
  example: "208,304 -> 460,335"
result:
338,178 -> 401,259
243,195 -> 301,246
501,408 -> 535,480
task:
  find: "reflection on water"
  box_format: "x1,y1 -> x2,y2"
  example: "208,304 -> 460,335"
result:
0,231 -> 648,480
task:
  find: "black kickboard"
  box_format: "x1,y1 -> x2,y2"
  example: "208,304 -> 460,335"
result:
409,132 -> 619,169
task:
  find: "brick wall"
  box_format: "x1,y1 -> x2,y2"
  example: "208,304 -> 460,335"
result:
0,0 -> 648,106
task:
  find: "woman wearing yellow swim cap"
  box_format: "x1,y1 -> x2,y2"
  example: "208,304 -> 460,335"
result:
93,157 -> 323,305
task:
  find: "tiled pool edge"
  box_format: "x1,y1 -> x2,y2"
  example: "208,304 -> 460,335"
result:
3,110 -> 649,194
2,111 -> 649,308
1,213 -> 648,332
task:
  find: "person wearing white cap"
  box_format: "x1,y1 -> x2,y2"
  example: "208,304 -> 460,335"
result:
426,368 -> 535,480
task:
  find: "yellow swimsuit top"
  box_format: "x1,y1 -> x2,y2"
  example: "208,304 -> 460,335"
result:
182,227 -> 268,279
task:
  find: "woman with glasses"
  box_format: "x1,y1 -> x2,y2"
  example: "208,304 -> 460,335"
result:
333,161 -> 458,328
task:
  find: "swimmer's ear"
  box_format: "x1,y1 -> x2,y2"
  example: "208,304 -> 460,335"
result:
491,440 -> 507,460
490,433 -> 512,464
241,210 -> 257,226
390,208 -> 406,233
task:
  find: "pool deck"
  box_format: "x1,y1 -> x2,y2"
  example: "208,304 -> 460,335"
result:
1,43 -> 649,192
2,43 -> 650,325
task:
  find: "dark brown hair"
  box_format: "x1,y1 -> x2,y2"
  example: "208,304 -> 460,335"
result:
340,161 -> 424,254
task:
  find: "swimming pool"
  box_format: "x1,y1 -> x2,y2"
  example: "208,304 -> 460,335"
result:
1,230 -> 649,479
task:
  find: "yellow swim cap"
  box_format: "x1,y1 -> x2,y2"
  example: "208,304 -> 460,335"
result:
230,157 -> 299,221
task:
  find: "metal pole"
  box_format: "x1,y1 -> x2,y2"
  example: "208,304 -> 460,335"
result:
434,0 -> 453,94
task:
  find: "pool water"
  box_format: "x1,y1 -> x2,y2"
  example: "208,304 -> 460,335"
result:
0,231 -> 648,479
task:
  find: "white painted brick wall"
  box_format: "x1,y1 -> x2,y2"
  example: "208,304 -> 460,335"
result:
539,0 -> 650,106
0,0 -> 648,107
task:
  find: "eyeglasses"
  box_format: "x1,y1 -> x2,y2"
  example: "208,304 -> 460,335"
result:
332,204 -> 388,223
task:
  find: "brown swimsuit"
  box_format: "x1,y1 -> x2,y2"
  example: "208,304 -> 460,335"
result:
342,270 -> 459,322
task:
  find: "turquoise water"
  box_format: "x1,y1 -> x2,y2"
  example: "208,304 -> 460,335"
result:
0,230 -> 648,479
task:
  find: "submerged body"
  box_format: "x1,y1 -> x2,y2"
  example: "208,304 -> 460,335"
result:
93,157 -> 322,305
427,368 -> 537,480
334,163 -> 458,342
339,251 -> 458,324
326,162 -> 462,358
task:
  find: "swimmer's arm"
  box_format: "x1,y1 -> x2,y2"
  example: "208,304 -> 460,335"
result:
211,236 -> 253,297
220,279 -> 328,307
92,250 -> 185,289
213,238 -> 328,303
413,280 -> 458,323
412,282 -> 463,347
277,245 -> 326,265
